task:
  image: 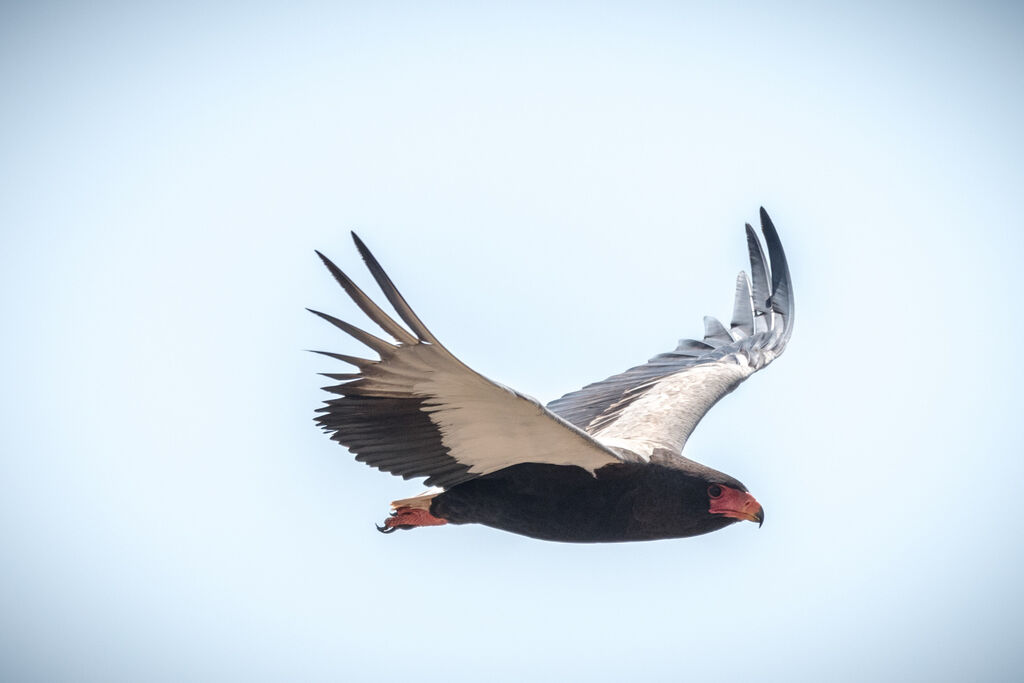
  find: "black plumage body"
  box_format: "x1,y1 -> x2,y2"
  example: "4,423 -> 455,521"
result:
432,459 -> 741,543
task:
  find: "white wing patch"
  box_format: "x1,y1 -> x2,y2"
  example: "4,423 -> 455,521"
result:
382,344 -> 623,476
547,209 -> 793,463
592,358 -> 756,459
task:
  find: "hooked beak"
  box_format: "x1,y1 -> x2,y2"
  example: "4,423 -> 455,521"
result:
727,502 -> 764,527
709,488 -> 764,527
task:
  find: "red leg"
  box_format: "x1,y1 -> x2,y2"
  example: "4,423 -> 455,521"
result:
378,506 -> 448,533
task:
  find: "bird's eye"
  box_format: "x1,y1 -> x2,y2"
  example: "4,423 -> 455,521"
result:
708,484 -> 723,499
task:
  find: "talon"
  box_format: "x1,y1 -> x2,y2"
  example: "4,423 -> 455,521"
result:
377,505 -> 447,534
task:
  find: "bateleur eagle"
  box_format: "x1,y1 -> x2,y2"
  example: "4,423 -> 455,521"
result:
310,208 -> 793,542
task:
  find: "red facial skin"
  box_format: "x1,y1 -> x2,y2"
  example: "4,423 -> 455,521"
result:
708,485 -> 764,526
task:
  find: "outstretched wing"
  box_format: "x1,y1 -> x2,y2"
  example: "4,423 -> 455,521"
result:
310,234 -> 624,488
546,208 -> 794,460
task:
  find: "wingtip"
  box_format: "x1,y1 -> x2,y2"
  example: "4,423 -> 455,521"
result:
759,207 -> 778,238
306,307 -> 332,323
754,206 -> 794,341
744,223 -> 759,250
306,307 -> 335,325
755,208 -> 783,259
306,307 -> 341,326
350,231 -> 369,254
349,231 -> 379,271
344,230 -> 442,346
314,250 -> 349,284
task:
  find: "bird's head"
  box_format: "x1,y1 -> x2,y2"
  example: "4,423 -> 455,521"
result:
635,456 -> 765,539
649,452 -> 765,529
705,480 -> 764,527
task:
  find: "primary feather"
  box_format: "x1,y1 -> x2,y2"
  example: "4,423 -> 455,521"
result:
311,236 -> 624,489
546,207 -> 793,459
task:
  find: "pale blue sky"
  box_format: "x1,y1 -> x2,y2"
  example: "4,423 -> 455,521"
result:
2,2 -> 1023,681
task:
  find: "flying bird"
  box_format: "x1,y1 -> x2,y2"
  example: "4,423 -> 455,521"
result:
310,208 -> 793,542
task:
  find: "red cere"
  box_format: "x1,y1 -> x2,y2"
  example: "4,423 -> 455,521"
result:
707,486 -> 764,525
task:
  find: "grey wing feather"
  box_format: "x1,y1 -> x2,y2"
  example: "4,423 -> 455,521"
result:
730,271 -> 754,338
703,316 -> 733,345
546,208 -> 794,459
747,223 -> 772,316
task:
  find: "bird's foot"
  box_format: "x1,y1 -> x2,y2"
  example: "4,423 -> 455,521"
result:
377,506 -> 448,533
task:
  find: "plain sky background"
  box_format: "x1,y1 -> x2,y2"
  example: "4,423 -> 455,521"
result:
3,2 -> 1023,681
